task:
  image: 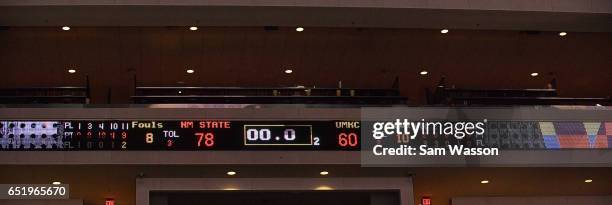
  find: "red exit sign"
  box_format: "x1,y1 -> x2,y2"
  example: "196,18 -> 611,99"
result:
422,196 -> 431,205
105,199 -> 115,205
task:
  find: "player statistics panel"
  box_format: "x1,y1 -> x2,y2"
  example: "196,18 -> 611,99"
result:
0,121 -> 361,151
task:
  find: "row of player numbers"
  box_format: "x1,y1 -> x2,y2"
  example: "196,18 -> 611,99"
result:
64,131 -> 128,140
64,122 -> 130,131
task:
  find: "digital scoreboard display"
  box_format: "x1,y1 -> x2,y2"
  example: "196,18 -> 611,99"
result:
2,120 -> 608,151
0,121 -> 361,151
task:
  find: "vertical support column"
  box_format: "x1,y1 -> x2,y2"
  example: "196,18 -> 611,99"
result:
400,177 -> 415,205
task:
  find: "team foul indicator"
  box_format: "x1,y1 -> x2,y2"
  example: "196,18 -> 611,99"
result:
0,121 -> 360,151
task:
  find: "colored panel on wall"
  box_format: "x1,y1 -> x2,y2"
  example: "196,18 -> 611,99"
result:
605,122 -> 612,135
557,135 -> 589,148
539,122 -> 556,135
543,135 -> 560,149
584,122 -> 601,135
553,122 -> 586,135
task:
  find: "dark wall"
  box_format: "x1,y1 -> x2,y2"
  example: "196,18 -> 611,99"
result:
1,27 -> 610,104
0,166 -> 610,205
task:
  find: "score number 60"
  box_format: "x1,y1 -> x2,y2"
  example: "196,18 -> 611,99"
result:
338,133 -> 358,147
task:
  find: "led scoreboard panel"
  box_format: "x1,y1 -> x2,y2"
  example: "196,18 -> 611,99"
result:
0,121 -> 361,151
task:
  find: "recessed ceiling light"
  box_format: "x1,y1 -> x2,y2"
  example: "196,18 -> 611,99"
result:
178,91 -> 182,94
189,26 -> 198,31
441,29 -> 449,34
419,70 -> 429,75
596,104 -> 602,106
559,32 -> 567,37
296,27 -> 304,32
320,171 -> 329,176
68,69 -> 76,74
284,69 -> 293,74
530,72 -> 539,77
223,187 -> 239,191
584,179 -> 593,183
315,186 -> 333,190
480,180 -> 489,184
186,69 -> 195,74
52,181 -> 61,185
227,171 -> 236,176
62,26 -> 70,31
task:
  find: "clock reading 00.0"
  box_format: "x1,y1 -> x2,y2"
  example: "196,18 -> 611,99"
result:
0,120 -> 361,151
244,125 -> 314,146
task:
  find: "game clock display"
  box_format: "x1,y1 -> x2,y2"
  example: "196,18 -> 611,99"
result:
0,120 -> 361,151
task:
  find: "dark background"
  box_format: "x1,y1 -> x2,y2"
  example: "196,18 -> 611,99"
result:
1,27 -> 610,104
154,191 -> 397,205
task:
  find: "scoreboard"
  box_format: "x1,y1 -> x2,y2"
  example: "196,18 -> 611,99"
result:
1,120 -> 609,151
0,120 -> 361,151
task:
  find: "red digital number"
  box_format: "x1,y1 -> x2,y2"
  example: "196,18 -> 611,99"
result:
196,132 -> 215,147
422,197 -> 431,205
338,133 -> 348,147
348,133 -> 358,147
338,132 -> 358,147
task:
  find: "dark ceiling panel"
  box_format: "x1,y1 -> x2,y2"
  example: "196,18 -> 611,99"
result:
0,6 -> 611,32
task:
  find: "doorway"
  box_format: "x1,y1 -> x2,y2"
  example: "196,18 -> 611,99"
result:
152,191 -> 399,205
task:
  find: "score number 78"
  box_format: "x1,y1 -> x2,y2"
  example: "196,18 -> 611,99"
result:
195,132 -> 215,147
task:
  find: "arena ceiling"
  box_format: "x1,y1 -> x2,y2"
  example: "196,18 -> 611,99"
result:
0,4 -> 611,32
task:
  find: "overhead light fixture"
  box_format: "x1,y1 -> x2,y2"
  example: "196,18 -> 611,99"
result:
52,182 -> 61,185
223,187 -> 239,191
186,69 -> 195,74
189,26 -> 198,31
420,70 -> 429,76
441,29 -> 449,34
62,26 -> 70,31
178,91 -> 182,94
227,171 -> 237,176
296,27 -> 304,32
284,69 -> 293,74
68,69 -> 76,74
530,72 -> 539,77
584,179 -> 593,183
320,171 -> 329,176
559,32 -> 567,37
596,104 -> 602,106
315,186 -> 333,190
480,180 -> 489,184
